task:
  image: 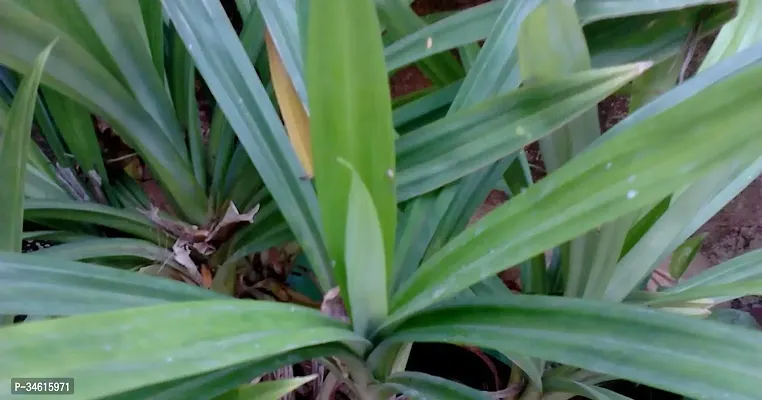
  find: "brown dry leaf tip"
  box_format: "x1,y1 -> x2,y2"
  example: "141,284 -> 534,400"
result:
200,265 -> 213,289
254,278 -> 291,302
320,287 -> 349,323
265,248 -> 286,275
205,203 -> 261,244
86,170 -> 108,204
140,206 -> 195,239
171,239 -> 205,285
56,166 -> 91,202
192,241 -> 215,256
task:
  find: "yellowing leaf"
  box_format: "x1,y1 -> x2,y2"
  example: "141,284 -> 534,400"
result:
266,31 -> 313,177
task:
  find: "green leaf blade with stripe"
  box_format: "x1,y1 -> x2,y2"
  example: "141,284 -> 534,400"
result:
389,55 -> 762,320
308,0 -> 397,293
376,296 -> 762,400
0,40 -> 55,252
0,300 -> 369,399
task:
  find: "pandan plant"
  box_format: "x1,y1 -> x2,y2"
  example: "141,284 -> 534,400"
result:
1,0 -> 762,398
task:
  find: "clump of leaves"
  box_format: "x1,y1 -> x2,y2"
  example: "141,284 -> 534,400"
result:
1,0 -> 762,399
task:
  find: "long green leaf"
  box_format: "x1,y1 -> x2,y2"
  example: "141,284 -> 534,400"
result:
392,194 -> 452,292
0,41 -> 54,252
375,0 -> 464,86
0,0 -> 207,223
221,146 -> 265,212
24,200 -> 172,246
384,0 -> 730,73
0,251 -> 222,316
258,0 -> 307,111
341,160 -> 388,336
139,0 -> 166,84
701,0 -> 762,67
42,87 -> 109,182
451,0 -> 542,110
0,68 -> 70,170
657,0 -> 762,281
376,371 -> 491,400
14,0 -> 124,80
420,159 -> 513,263
162,0 -> 333,292
615,54 -> 686,263
392,79 -> 462,133
391,0 -> 544,290
577,0 -> 731,24
24,164 -> 69,200
668,248 -> 762,293
503,153 -> 547,296
518,0 -> 598,172
383,1 -> 504,73
308,0 -> 397,294
544,377 -> 632,400
32,238 -> 174,264
395,64 -> 648,201
376,297 -> 762,400
590,7 -> 732,70
0,300 -> 368,399
518,0 -> 631,300
215,375 -> 316,400
389,57 -> 762,320
111,344 -> 353,400
76,0 -> 185,154
21,230 -> 94,243
169,29 -> 207,190
412,0 -> 551,275
582,26 -> 689,299
642,279 -> 762,306
209,6 -> 266,208
601,41 -> 762,300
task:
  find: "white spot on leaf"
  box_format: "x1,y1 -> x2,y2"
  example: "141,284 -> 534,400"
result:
426,37 -> 433,49
387,169 -> 395,178
626,190 -> 638,199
